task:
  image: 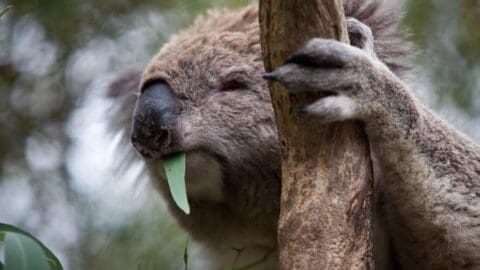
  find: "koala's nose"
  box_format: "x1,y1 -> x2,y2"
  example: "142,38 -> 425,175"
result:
131,81 -> 177,157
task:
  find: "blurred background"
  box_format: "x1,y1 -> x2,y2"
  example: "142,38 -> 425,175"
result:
0,0 -> 479,269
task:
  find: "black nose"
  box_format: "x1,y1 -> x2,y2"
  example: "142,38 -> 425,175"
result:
131,81 -> 177,157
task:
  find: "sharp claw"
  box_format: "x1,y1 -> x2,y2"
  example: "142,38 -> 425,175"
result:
296,106 -> 308,114
262,72 -> 278,81
284,53 -> 318,68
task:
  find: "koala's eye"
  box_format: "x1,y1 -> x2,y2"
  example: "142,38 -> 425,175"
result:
219,79 -> 247,92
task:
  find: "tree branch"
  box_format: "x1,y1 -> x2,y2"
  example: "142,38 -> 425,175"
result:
259,0 -> 374,268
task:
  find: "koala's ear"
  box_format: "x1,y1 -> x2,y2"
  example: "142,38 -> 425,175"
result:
106,70 -> 141,138
104,71 -> 143,170
107,71 -> 141,98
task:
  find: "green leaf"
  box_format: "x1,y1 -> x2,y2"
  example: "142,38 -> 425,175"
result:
0,260 -> 4,270
183,238 -> 188,270
0,224 -> 63,270
4,233 -> 50,270
0,5 -> 12,18
229,247 -> 272,270
163,152 -> 190,214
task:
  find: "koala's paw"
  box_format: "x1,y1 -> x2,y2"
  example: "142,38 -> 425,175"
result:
298,95 -> 358,123
263,19 -> 388,122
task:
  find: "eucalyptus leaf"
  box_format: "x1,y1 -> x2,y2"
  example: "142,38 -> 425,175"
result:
163,152 -> 190,214
4,233 -> 50,270
183,238 -> 188,270
0,223 -> 63,270
0,5 -> 12,18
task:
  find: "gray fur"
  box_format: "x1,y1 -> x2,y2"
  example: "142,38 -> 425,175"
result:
273,21 -> 480,270
105,1 -> 479,269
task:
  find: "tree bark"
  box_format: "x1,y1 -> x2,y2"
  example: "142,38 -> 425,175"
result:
259,1 -> 374,269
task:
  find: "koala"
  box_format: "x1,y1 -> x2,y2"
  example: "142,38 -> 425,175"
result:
106,0 -> 480,269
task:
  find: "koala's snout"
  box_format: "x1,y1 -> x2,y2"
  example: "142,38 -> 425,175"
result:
131,81 -> 178,158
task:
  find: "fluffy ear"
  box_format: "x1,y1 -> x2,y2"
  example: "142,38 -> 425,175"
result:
107,71 -> 141,99
105,71 -> 142,169
187,1 -> 411,78
344,0 -> 412,78
106,70 -> 141,136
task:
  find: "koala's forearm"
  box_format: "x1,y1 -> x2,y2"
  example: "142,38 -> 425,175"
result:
366,78 -> 480,204
366,77 -> 480,264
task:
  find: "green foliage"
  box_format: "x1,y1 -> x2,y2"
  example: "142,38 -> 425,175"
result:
404,0 -> 480,114
4,234 -> 50,270
404,0 -> 434,46
0,223 -> 63,270
183,239 -> 189,270
163,152 -> 190,214
0,5 -> 11,18
228,247 -> 273,270
85,206 -> 187,270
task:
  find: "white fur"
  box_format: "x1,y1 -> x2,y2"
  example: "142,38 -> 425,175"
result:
305,95 -> 358,122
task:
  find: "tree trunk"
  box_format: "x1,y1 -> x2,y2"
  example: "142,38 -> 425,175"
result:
259,1 -> 374,269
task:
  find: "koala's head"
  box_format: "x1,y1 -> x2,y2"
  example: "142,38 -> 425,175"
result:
129,6 -> 280,203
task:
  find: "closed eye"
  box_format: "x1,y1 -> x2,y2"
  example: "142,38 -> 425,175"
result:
219,79 -> 247,92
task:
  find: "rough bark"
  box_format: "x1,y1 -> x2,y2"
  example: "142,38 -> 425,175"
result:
259,1 -> 374,269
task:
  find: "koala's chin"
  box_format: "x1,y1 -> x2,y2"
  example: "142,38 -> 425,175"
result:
146,151 -> 224,202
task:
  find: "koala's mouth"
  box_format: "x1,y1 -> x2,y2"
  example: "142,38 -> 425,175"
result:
133,142 -> 225,166
142,147 -> 226,202
156,149 -> 225,202
131,126 -> 174,159
132,140 -> 161,159
132,139 -> 180,160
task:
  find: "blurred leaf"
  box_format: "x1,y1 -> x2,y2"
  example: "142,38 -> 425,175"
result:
232,250 -> 272,270
230,247 -> 244,270
0,224 -> 63,270
163,152 -> 190,214
4,233 -> 50,270
183,239 -> 188,270
0,5 -> 12,18
404,0 -> 434,46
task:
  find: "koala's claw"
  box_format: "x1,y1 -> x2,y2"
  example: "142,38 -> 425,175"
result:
296,106 -> 308,114
290,39 -> 359,69
264,39 -> 370,95
262,72 -> 277,81
284,45 -> 348,69
263,20 -> 387,123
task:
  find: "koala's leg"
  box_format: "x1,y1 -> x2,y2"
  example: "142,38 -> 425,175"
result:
265,20 -> 480,269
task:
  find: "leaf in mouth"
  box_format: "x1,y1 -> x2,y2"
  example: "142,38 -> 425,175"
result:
162,152 -> 190,214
